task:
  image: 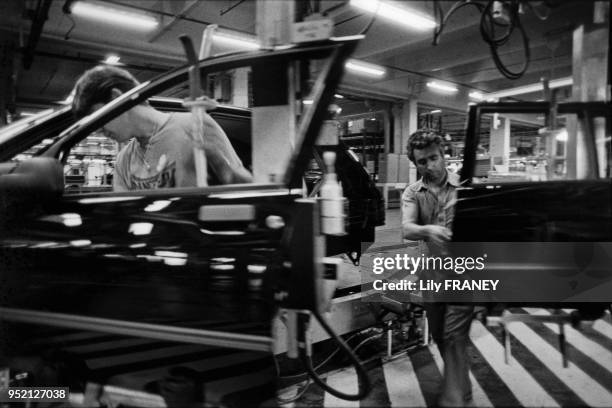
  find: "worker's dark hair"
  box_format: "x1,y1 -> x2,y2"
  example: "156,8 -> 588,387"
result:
406,129 -> 445,163
71,65 -> 140,119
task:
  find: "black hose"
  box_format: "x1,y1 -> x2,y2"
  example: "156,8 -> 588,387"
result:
433,0 -> 485,46
433,0 -> 531,80
299,310 -> 372,401
479,0 -> 530,80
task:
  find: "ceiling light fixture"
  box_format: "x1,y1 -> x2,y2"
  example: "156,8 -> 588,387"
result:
469,91 -> 485,100
213,32 -> 260,50
485,76 -> 573,99
555,129 -> 568,142
71,1 -> 159,30
426,81 -> 458,93
103,54 -> 121,65
345,59 -> 386,77
430,109 -> 442,114
334,94 -> 344,99
350,0 -> 436,30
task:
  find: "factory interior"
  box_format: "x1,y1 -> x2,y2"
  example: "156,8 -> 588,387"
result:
0,1 -> 611,407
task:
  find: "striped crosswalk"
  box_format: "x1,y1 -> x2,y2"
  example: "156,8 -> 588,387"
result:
9,308 -> 612,407
282,308 -> 612,407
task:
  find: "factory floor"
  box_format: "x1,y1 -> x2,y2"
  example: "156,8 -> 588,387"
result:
279,209 -> 612,407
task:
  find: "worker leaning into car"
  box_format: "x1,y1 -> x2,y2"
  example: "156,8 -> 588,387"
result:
402,129 -> 474,407
71,65 -> 252,191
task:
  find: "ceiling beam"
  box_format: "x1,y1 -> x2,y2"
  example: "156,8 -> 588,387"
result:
148,0 -> 200,43
435,52 -> 572,86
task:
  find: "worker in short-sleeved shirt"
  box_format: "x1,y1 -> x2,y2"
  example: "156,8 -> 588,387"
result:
401,129 -> 473,407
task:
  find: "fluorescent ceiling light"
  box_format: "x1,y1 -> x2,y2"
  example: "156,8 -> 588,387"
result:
104,54 -> 121,65
213,32 -> 260,50
129,222 -> 154,236
334,94 -> 344,99
71,1 -> 159,30
430,109 -> 442,114
485,76 -> 573,99
350,0 -> 436,30
345,59 -> 386,77
426,81 -> 458,93
555,129 -> 568,142
303,100 -> 314,105
469,91 -> 485,100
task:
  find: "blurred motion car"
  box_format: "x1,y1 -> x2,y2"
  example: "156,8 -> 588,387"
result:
452,101 -> 612,320
0,37 -> 383,406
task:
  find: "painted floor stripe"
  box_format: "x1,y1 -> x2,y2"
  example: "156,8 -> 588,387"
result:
64,338 -> 157,354
429,344 -> 493,407
359,360 -> 391,408
323,367 -> 359,407
470,320 -> 559,407
593,319 -> 612,341
107,351 -> 264,390
382,355 -> 427,408
486,323 -> 587,407
524,308 -> 612,374
206,369 -> 276,406
465,340 -> 519,407
32,331 -> 119,345
409,346 -> 442,407
87,344 -> 209,369
505,317 -> 612,406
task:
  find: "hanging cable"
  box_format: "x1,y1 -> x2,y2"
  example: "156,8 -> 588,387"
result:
433,0 -> 532,80
479,0 -> 530,80
298,310 -> 371,401
278,329 -> 381,381
433,0 -> 485,46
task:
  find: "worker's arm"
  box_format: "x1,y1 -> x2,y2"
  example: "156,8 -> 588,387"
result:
401,187 -> 451,245
202,111 -> 253,184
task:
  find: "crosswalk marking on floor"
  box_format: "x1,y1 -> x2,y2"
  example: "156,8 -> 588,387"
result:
505,312 -> 612,407
382,355 -> 428,408
469,320 -> 559,407
429,342 -> 493,407
87,344 -> 209,369
523,308 -> 612,373
323,367 -> 359,408
15,305 -> 612,407
65,338 -> 157,354
593,317 -> 612,340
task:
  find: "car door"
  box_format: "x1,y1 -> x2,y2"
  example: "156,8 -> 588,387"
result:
0,38 -> 359,406
451,102 -> 612,309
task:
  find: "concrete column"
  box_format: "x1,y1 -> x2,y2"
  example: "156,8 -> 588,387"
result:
567,2 -> 609,179
256,0 -> 294,48
251,0 -> 296,183
393,99 -> 418,156
392,100 -> 418,184
232,67 -> 250,108
391,103 -> 402,154
489,115 -> 511,170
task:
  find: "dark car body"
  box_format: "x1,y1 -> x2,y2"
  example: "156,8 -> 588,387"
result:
452,101 -> 611,317
0,38 -> 382,406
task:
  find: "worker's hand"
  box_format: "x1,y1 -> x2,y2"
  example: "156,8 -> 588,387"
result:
425,225 -> 452,246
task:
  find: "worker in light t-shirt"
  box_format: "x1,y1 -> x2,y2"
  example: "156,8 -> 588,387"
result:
72,65 -> 252,191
